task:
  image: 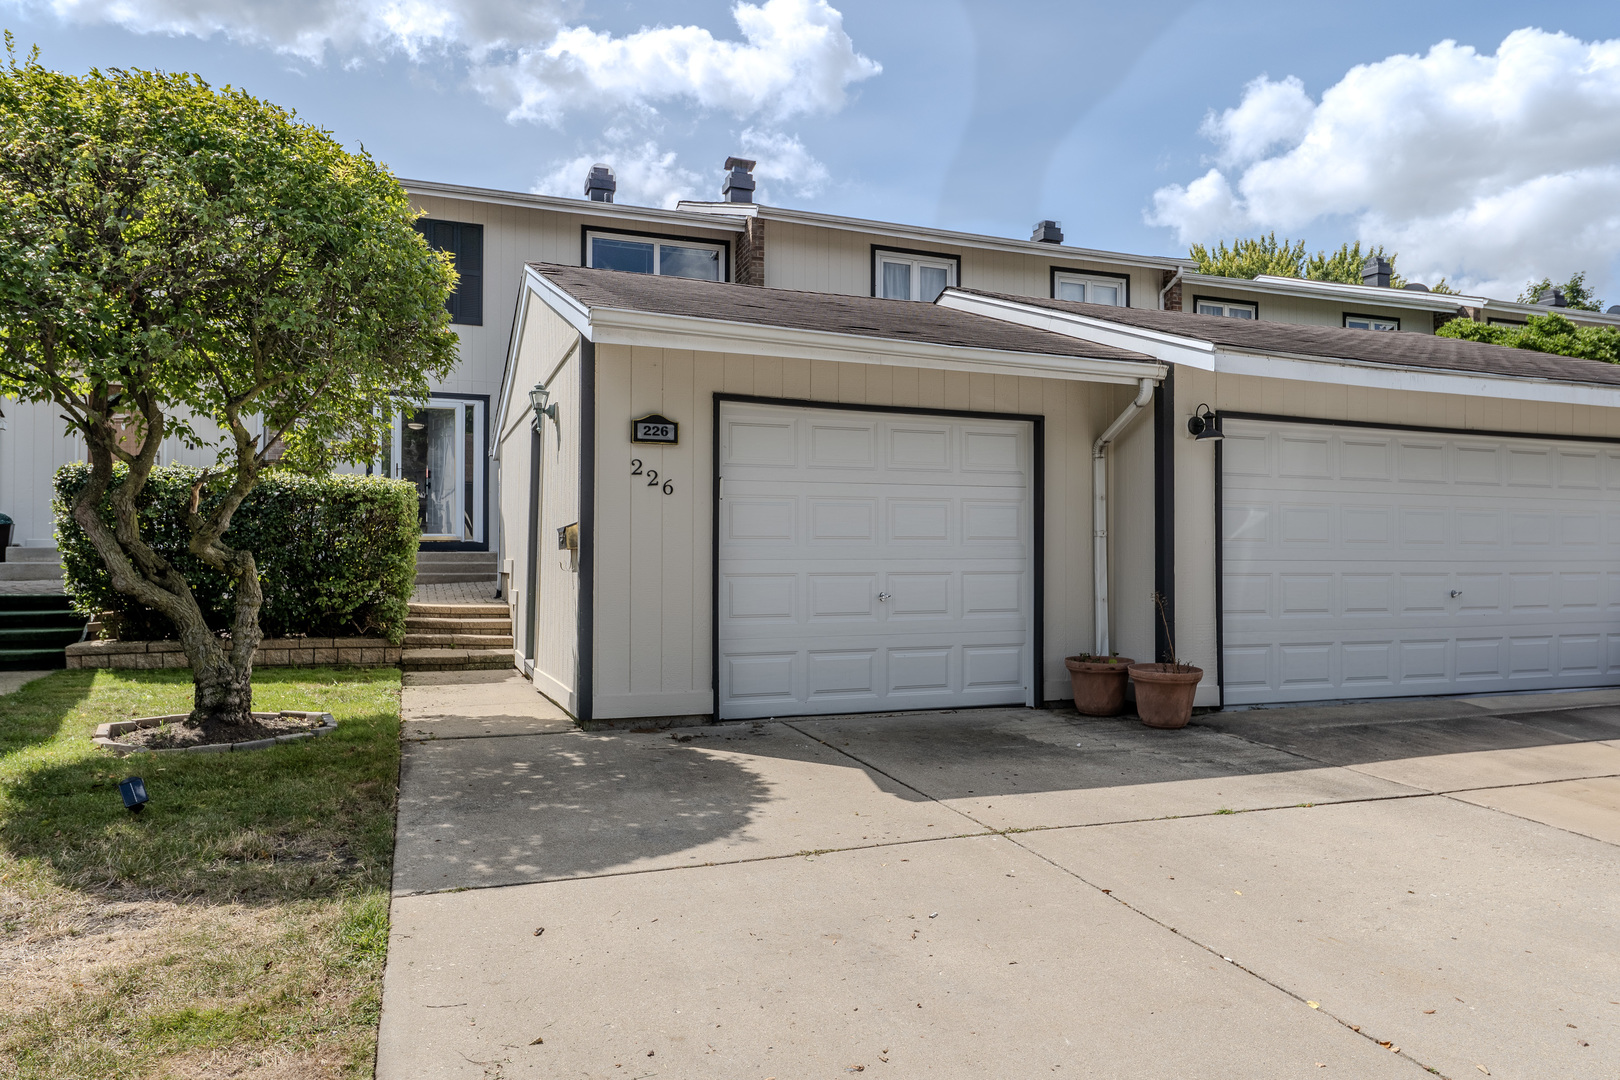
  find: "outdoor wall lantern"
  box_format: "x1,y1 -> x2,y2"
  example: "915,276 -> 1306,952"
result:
119,776 -> 149,814
529,382 -> 559,432
0,404 -> 7,431
1187,403 -> 1224,441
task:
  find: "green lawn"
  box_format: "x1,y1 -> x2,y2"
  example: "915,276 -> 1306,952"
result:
0,667 -> 402,1079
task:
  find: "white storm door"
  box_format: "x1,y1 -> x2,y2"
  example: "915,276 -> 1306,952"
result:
391,399 -> 486,543
717,402 -> 1035,720
1221,419 -> 1620,705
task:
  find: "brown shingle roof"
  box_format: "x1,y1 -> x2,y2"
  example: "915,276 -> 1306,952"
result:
530,264 -> 1156,364
957,290 -> 1620,388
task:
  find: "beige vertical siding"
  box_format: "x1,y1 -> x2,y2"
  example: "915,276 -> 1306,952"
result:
762,220 -> 1163,308
1157,368 -> 1620,706
588,341 -> 1149,720
494,299 -> 585,713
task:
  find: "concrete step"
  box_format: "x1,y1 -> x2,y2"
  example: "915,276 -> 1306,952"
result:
412,571 -> 499,585
0,647 -> 66,671
0,564 -> 65,581
401,647 -> 512,671
416,551 -> 497,566
4,546 -> 62,563
406,616 -> 511,632
404,632 -> 514,648
408,602 -> 508,618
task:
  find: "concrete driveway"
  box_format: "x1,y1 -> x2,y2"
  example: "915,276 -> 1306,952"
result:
379,674 -> 1620,1079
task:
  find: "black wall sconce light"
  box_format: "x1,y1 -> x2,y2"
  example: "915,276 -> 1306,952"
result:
1187,403 -> 1223,441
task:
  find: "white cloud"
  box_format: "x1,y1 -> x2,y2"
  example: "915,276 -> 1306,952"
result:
39,0 -> 563,61
38,0 -> 881,125
534,140 -> 704,210
474,0 -> 879,125
739,128 -> 830,199
1148,29 -> 1620,298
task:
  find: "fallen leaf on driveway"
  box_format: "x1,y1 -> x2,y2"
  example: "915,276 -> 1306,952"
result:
1475,1068 -> 1489,1075
529,1037 -> 543,1045
1306,1001 -> 1319,1009
1378,1041 -> 1391,1048
1424,1009 -> 1435,1014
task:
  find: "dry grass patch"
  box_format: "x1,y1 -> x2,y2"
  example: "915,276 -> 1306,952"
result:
0,667 -> 400,1079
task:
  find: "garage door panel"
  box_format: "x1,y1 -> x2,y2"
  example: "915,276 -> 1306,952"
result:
719,402 -> 1033,719
1223,419 -> 1620,704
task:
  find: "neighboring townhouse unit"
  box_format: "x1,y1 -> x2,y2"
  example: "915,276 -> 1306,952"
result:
497,266 -> 1620,725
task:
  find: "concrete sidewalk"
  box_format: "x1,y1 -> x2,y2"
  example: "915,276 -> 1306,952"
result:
379,680 -> 1620,1079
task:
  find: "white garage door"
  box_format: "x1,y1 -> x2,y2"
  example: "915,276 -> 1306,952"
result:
717,402 -> 1035,720
1222,418 -> 1620,705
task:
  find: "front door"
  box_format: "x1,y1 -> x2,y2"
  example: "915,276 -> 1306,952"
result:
385,398 -> 486,544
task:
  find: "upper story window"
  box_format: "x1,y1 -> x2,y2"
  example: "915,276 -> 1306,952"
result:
586,230 -> 725,281
416,219 -> 483,325
874,248 -> 958,302
1194,298 -> 1257,320
1053,271 -> 1127,306
1344,313 -> 1400,331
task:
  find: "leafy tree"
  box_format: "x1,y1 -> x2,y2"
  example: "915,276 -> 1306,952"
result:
0,44 -> 459,733
1519,271 -> 1604,312
1191,233 -> 1403,286
1436,312 -> 1620,363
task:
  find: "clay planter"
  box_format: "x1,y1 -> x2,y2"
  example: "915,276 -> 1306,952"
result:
1063,656 -> 1136,716
1127,664 -> 1204,729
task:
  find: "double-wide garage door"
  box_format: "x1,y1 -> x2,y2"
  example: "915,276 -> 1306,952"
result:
717,402 -> 1034,720
1223,418 -> 1620,705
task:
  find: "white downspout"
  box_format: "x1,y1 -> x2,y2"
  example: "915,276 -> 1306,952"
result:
1093,378 -> 1156,656
1158,268 -> 1184,310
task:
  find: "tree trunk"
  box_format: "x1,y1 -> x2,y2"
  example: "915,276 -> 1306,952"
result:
189,638 -> 258,734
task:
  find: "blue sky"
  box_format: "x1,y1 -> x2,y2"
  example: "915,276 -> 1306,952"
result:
13,1 -> 1620,300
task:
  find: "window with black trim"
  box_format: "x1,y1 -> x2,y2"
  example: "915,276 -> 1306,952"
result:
1344,313 -> 1399,331
416,219 -> 483,325
586,230 -> 724,281
1194,298 -> 1257,320
875,249 -> 957,301
1053,270 -> 1127,306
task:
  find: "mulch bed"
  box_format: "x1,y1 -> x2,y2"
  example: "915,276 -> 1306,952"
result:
120,713 -> 325,751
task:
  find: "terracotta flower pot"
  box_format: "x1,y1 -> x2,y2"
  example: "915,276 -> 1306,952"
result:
1063,656 -> 1136,716
1127,663 -> 1205,729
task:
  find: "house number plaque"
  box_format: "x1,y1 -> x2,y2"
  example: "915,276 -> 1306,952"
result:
631,414 -> 678,444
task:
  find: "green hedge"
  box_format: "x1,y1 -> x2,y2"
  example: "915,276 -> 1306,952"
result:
54,464 -> 419,644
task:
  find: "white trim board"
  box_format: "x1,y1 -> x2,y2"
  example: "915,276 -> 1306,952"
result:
1215,349 -> 1620,408
521,276 -> 1167,386
937,289 -> 1218,370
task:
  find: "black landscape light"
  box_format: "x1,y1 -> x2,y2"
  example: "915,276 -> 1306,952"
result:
1187,403 -> 1224,441
119,776 -> 149,813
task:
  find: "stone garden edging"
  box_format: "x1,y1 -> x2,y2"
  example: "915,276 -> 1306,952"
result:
92,710 -> 337,755
66,637 -> 400,670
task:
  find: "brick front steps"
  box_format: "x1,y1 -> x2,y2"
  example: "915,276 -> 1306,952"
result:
66,637 -> 400,670
403,601 -> 513,671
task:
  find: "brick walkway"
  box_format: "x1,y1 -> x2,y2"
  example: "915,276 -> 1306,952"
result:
410,581 -> 500,605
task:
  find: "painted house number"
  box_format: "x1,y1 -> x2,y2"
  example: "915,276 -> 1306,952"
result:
631,414 -> 678,443
630,459 -> 674,495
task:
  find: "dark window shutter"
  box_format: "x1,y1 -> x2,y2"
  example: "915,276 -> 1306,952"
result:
416,218 -> 483,326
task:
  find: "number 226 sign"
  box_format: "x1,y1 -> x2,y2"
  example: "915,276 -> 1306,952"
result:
631,414 -> 678,444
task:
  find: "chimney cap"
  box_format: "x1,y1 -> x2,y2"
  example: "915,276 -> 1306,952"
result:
722,156 -> 756,203
1535,287 -> 1567,308
1362,254 -> 1393,288
584,163 -> 616,203
1031,220 -> 1063,244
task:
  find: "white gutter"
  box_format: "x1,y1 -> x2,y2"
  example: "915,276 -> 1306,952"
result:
1092,378 -> 1155,657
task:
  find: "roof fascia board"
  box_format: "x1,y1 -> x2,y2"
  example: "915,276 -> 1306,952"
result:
523,265 -> 594,339
491,279 -> 536,455
675,201 -> 1192,273
404,178 -> 747,233
1214,348 -> 1620,408
585,307 -> 1165,385
1192,272 -> 1480,311
1479,298 -> 1620,326
936,289 -> 1217,370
